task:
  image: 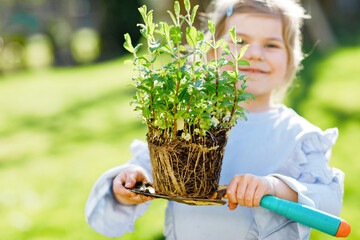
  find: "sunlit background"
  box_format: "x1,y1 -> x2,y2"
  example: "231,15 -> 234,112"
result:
0,0 -> 359,239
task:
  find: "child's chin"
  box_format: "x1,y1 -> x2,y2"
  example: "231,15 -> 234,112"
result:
245,76 -> 260,82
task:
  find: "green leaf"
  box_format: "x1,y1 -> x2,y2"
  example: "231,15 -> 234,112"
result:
170,26 -> 182,44
175,70 -> 182,81
142,106 -> 151,118
184,0 -> 190,12
174,110 -> 185,119
123,33 -> 134,53
238,44 -> 249,59
139,27 -> 147,38
129,2 -> 252,132
182,112 -> 190,120
240,81 -> 247,90
137,23 -> 146,30
221,41 -> 230,51
217,57 -> 233,67
147,10 -> 154,26
208,20 -> 215,34
201,41 -> 211,53
204,84 -> 216,93
195,79 -> 202,88
186,27 -> 197,47
229,26 -> 236,43
215,38 -> 224,49
191,5 -> 199,24
134,43 -> 142,53
221,44 -> 235,60
217,85 -> 234,94
205,41 -> 214,50
137,85 -> 151,94
161,45 -> 174,56
149,39 -> 161,52
178,45 -> 187,52
174,1 -> 180,17
138,66 -> 150,74
197,31 -> 204,42
237,59 -> 250,66
160,22 -> 170,37
167,10 -> 177,25
222,70 -> 236,79
134,56 -> 150,65
179,87 -> 190,102
138,5 -> 147,22
147,13 -> 155,35
166,77 -> 176,91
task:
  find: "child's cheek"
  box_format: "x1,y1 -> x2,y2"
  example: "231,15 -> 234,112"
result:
219,64 -> 233,73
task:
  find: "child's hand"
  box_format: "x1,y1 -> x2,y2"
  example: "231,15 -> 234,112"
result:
112,166 -> 154,205
226,174 -> 275,210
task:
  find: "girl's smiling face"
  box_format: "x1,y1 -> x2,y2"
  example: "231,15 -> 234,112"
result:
220,13 -> 288,111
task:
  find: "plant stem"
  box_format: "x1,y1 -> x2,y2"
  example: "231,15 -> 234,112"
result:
187,47 -> 196,111
173,43 -> 181,136
212,33 -> 220,119
228,41 -> 239,127
148,42 -> 156,122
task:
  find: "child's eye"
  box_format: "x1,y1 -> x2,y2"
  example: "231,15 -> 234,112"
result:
265,43 -> 279,48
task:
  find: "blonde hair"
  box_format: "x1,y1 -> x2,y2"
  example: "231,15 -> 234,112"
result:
206,0 -> 309,102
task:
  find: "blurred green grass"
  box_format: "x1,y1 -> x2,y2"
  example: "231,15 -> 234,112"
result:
295,47 -> 360,240
0,59 -> 166,240
0,46 -> 359,239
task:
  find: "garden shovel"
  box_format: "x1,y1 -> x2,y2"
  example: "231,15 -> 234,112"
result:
127,182 -> 351,238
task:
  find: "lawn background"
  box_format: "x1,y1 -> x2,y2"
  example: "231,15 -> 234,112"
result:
0,46 -> 359,239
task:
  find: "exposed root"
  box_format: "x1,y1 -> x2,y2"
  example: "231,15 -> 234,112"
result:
147,130 -> 228,198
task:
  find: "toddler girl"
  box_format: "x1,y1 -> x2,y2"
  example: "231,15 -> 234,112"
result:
85,0 -> 344,239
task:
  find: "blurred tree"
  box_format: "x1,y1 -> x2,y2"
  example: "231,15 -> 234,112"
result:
98,0 -> 142,60
319,0 -> 360,45
302,0 -> 337,54
0,0 -> 359,70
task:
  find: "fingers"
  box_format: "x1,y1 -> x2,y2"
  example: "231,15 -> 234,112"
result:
244,182 -> 257,207
227,175 -> 246,208
226,174 -> 274,209
122,168 -> 151,188
228,202 -> 238,211
226,175 -> 244,210
253,184 -> 269,207
113,173 -> 133,196
123,192 -> 155,205
112,168 -> 154,205
124,172 -> 137,188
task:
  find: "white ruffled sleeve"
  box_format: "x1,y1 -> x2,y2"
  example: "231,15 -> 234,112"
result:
85,139 -> 152,238
253,128 -> 344,240
275,128 -> 344,210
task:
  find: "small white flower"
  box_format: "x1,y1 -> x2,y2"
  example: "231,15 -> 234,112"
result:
211,117 -> 220,125
181,132 -> 191,141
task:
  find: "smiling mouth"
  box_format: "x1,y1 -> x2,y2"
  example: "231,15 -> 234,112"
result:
239,68 -> 267,74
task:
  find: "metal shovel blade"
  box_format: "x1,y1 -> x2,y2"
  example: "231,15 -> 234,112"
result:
126,182 -> 227,206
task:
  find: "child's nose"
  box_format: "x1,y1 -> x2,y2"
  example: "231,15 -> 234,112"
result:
243,44 -> 264,61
